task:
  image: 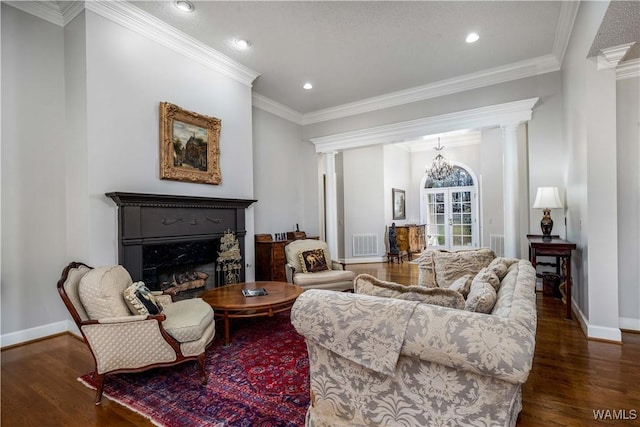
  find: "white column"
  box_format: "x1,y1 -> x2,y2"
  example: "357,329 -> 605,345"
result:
502,123 -> 520,258
323,151 -> 339,259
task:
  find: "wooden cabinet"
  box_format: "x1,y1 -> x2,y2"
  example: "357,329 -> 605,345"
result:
395,225 -> 426,259
255,235 -> 288,282
254,232 -> 318,281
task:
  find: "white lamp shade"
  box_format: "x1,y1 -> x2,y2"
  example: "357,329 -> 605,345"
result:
533,187 -> 563,209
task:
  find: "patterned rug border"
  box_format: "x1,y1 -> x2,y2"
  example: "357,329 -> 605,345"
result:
78,376 -> 165,427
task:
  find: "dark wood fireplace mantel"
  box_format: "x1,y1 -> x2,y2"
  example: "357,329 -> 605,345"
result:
107,192 -> 256,284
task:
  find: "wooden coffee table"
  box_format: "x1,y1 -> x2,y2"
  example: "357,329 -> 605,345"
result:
200,281 -> 303,346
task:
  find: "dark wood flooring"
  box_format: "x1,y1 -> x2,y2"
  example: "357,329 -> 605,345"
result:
2,262 -> 638,426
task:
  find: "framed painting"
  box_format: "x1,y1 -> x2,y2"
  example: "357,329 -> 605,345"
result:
159,101 -> 222,185
392,188 -> 406,220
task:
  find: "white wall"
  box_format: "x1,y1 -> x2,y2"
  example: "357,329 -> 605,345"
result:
616,76 -> 640,329
563,0 -> 621,341
1,5 -> 69,336
383,145 -> 411,226
343,146 -> 385,261
480,128 -> 505,247
1,6 -> 256,342
252,107 -> 319,237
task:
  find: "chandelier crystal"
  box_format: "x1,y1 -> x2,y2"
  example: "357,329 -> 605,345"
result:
426,138 -> 454,181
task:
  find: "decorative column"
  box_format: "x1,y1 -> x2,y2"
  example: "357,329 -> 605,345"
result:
323,151 -> 339,258
502,123 -> 520,258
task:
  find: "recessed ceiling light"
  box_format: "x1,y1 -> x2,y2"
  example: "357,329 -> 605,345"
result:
303,83 -> 313,90
466,32 -> 479,43
175,0 -> 194,13
234,39 -> 251,50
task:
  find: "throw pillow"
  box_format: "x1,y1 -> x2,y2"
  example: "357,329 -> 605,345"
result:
487,257 -> 518,280
465,278 -> 497,314
474,267 -> 501,291
449,274 -> 473,298
124,282 -> 163,315
432,248 -> 496,288
354,274 -> 465,309
299,249 -> 330,273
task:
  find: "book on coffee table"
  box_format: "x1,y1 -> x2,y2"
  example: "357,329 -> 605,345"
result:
242,288 -> 268,297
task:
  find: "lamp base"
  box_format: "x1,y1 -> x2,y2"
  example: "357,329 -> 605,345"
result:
540,208 -> 553,240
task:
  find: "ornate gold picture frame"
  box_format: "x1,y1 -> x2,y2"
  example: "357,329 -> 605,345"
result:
159,102 -> 221,185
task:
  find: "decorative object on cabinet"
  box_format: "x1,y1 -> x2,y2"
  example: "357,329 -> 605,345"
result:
159,101 -> 222,185
392,188 -> 406,220
394,224 -> 426,260
532,187 -> 563,240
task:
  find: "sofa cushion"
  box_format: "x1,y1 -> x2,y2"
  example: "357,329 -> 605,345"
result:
465,275 -> 498,313
487,257 -> 518,280
415,250 -> 438,288
294,269 -> 354,287
354,274 -> 465,309
162,298 -> 214,343
285,239 -> 332,273
474,267 -> 501,291
299,248 -> 330,273
123,282 -> 163,315
432,248 -> 496,288
448,274 -> 473,298
491,262 -> 521,317
79,265 -> 133,319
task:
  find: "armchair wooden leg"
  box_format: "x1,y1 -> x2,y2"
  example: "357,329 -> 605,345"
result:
197,353 -> 207,385
94,372 -> 105,405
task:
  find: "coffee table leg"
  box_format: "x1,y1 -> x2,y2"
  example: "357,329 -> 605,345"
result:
223,311 -> 230,347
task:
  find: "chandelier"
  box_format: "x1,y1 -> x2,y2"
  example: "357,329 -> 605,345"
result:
426,138 -> 454,181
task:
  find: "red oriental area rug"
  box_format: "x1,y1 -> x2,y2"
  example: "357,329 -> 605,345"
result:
79,312 -> 309,426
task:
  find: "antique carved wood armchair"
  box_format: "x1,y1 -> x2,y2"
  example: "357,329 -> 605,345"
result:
57,262 -> 215,404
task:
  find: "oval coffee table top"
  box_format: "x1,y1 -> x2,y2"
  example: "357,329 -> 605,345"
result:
199,281 -> 303,310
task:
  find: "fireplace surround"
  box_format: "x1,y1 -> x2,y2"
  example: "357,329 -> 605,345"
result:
107,192 -> 255,293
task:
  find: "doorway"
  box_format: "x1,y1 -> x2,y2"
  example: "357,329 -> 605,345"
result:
420,165 -> 479,251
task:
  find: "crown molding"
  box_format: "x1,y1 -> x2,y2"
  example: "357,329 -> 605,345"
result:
84,1 -> 259,87
552,1 -> 580,65
302,56 -> 557,125
617,58 -> 640,80
310,97 -> 538,153
4,0 -> 64,26
597,42 -> 637,71
61,1 -> 85,26
252,93 -> 303,125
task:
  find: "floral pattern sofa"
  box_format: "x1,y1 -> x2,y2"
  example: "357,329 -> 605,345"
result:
291,256 -> 537,427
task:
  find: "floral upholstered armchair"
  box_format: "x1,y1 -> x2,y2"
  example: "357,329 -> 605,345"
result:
284,239 -> 354,291
57,262 -> 215,404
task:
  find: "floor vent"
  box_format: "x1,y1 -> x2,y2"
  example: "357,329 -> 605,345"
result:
352,234 -> 378,257
490,234 -> 505,257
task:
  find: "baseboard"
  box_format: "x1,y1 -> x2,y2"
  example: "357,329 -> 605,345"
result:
619,317 -> 640,332
344,257 -> 385,264
0,320 -> 77,349
571,300 -> 622,342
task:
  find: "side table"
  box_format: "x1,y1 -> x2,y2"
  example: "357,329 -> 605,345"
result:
527,235 -> 577,319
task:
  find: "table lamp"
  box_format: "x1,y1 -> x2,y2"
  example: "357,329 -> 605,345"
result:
533,187 -> 563,240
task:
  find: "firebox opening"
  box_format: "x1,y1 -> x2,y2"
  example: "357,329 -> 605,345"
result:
142,239 -> 220,299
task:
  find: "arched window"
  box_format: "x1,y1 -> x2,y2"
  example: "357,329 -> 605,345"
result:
424,166 -> 474,188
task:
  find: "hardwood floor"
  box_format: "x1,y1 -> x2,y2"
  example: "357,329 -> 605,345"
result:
2,262 -> 638,426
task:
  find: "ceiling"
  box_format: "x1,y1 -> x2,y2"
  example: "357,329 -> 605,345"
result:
15,1 -> 638,121
131,1 -> 569,115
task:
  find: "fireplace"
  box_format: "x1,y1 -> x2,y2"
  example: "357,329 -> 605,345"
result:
107,192 -> 255,297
